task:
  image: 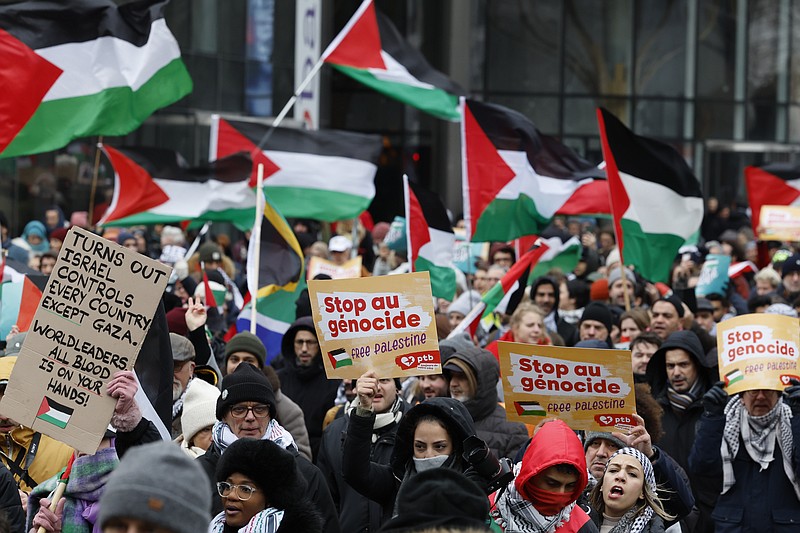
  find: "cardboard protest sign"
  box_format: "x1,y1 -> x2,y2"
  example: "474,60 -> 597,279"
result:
716,313 -> 800,394
758,205 -> 800,242
308,256 -> 362,279
695,254 -> 731,297
0,227 -> 170,453
308,272 -> 440,378
499,342 -> 636,431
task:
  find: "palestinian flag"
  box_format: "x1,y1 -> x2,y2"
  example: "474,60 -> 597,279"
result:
320,0 -> 465,121
724,368 -> 744,387
0,0 -> 192,158
210,117 -> 381,222
448,242 -> 550,338
597,108 -> 704,283
236,281 -> 306,365
527,236 -> 582,280
328,348 -> 353,369
246,194 -> 304,300
0,277 -> 44,338
514,401 -> 547,417
97,146 -> 255,229
404,176 -> 457,300
461,99 -> 607,242
744,163 -> 800,233
36,396 -> 73,429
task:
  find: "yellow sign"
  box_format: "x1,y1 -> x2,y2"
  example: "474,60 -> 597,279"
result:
498,342 -> 636,432
758,205 -> 800,242
716,313 -> 800,394
308,256 -> 362,279
308,272 -> 441,379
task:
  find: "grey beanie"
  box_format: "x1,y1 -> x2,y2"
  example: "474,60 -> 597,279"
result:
583,431 -> 626,451
607,268 -> 635,288
447,290 -> 481,317
99,441 -> 210,533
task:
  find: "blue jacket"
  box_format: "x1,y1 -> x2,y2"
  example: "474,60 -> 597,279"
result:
688,409 -> 800,532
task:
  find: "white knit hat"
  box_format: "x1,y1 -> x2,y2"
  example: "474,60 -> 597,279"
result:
180,379 -> 220,443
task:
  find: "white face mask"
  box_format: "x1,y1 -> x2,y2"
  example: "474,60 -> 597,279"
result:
413,454 -> 449,472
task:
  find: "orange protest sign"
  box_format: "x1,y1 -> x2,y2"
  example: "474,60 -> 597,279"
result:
758,205 -> 800,242
498,342 -> 636,432
308,272 -> 441,379
308,256 -> 362,279
717,313 -> 800,394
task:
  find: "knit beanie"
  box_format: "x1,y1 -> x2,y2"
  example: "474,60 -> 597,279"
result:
216,363 -> 276,420
224,331 -> 266,368
181,379 -> 221,444
583,431 -> 626,452
658,294 -> 685,318
99,441 -> 210,533
579,302 -> 614,333
782,254 -> 800,277
607,268 -> 635,288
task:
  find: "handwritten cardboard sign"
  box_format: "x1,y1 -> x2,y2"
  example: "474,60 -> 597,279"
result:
0,227 -> 170,453
308,272 -> 440,378
308,256 -> 362,279
499,342 -> 636,431
716,313 -> 800,394
758,205 -> 800,242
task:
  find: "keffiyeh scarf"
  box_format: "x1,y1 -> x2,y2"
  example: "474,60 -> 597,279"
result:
492,463 -> 575,533
212,419 -> 297,454
721,396 -> 800,499
666,379 -> 704,413
208,508 -> 284,533
603,448 -> 656,533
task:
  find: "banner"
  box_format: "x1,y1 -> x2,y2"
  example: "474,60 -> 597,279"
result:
308,256 -> 362,279
695,253 -> 731,297
499,342 -> 636,431
758,205 -> 800,242
0,227 -> 170,453
716,313 -> 800,394
308,272 -> 440,378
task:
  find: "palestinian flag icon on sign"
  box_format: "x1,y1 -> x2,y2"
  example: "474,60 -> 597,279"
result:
724,369 -> 744,387
36,396 -> 73,429
328,348 -> 353,369
514,401 -> 547,417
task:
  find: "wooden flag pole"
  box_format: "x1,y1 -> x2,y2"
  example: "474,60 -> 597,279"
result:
249,164 -> 265,334
619,259 -> 631,312
87,136 -> 104,229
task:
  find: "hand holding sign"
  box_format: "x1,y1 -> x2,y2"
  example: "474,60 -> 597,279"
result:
611,414 -> 654,459
356,370 -> 379,410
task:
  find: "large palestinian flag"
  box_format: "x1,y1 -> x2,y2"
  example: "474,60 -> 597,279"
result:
744,163 -> 800,233
97,146 -> 255,228
403,176 -> 457,300
321,0 -> 465,121
0,0 -> 192,158
597,108 -> 704,283
211,116 -> 381,222
461,99 -> 607,242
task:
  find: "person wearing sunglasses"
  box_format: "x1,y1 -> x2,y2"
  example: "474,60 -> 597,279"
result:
210,438 -> 322,533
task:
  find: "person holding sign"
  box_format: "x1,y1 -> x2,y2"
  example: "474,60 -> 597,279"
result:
688,380 -> 800,532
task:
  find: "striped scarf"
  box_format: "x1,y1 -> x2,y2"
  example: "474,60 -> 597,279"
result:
492,463 -> 576,533
208,508 -> 284,533
603,448 -> 656,533
721,396 -> 800,500
666,379 -> 704,412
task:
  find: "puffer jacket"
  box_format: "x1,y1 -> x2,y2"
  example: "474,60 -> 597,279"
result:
446,345 -> 529,459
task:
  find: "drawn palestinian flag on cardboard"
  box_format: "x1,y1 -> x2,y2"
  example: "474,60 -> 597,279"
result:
514,401 -> 547,417
36,396 -> 74,429
724,368 -> 744,387
328,348 -> 353,369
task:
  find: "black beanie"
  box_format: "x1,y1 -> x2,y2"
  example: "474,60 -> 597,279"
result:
378,468 -> 489,532
224,331 -> 266,368
579,302 -> 614,333
216,363 -> 276,420
659,295 -> 685,318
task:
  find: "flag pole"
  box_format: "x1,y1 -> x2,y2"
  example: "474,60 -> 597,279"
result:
249,164 -> 265,334
88,136 -> 104,229
619,259 -> 631,312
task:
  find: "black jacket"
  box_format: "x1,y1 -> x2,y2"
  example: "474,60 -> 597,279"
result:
0,467 -> 23,533
198,441 -> 340,533
317,401 -> 408,532
531,277 -> 579,346
447,347 -> 529,459
277,317 -> 341,460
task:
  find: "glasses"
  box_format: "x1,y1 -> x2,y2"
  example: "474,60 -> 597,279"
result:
229,404 -> 270,419
294,339 -> 318,346
743,389 -> 779,398
217,482 -> 259,500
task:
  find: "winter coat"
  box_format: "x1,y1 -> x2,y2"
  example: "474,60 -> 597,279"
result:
317,401 -> 409,532
446,346 -> 529,459
341,397 -> 483,516
198,441 -> 341,533
645,331 -> 720,533
0,425 -> 73,493
273,389 -> 313,461
530,277 -> 579,346
277,317 -> 341,459
688,409 -> 800,533
0,466 -> 24,533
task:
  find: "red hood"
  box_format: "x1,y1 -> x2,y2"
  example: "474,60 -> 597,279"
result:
515,419 -> 588,503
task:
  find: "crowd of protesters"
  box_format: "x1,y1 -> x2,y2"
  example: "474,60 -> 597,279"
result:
0,195 -> 797,533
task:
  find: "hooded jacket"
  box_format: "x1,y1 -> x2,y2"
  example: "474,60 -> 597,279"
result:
277,317 -> 341,460
445,346 -> 529,459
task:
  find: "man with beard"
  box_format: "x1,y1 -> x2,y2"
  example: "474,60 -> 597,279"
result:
171,333 -> 197,438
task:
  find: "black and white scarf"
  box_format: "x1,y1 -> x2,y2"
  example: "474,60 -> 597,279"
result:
603,448 -> 656,533
666,379 -> 704,412
212,419 -> 297,454
721,396 -> 800,499
492,463 -> 576,533
346,396 -> 403,443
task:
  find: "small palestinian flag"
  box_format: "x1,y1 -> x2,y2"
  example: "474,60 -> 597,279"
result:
36,396 -> 73,429
328,348 -> 353,369
514,401 -> 547,417
724,368 -> 744,387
